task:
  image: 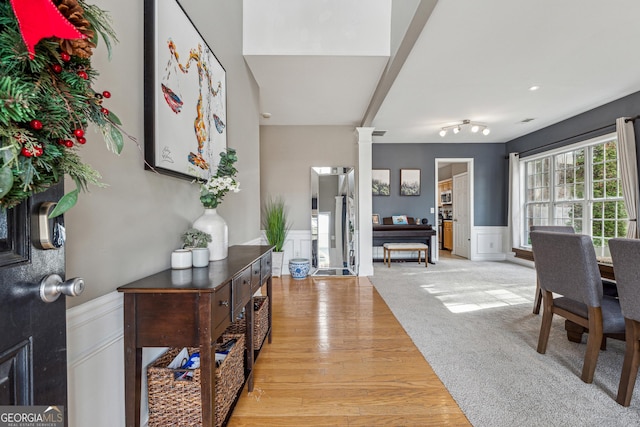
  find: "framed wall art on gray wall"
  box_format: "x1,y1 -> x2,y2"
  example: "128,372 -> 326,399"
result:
144,0 -> 227,180
400,168 -> 420,196
372,168 -> 390,196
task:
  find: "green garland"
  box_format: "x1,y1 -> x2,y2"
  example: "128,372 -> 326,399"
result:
0,1 -> 122,216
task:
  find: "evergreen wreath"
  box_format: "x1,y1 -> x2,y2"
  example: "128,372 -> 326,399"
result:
0,0 -> 122,217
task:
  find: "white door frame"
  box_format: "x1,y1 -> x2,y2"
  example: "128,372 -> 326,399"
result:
434,158 -> 474,262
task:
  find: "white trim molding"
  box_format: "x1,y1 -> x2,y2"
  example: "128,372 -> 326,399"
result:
66,291 -> 164,427
259,229 -> 312,274
470,226 -> 508,261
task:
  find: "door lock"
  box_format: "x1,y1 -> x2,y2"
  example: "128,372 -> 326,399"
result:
39,274 -> 85,303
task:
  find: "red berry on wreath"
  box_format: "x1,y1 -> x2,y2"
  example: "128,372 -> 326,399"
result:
77,137 -> 86,144
33,146 -> 43,156
21,147 -> 32,157
102,90 -> 111,98
64,140 -> 74,148
100,107 -> 109,115
29,119 -> 43,130
77,71 -> 88,80
74,129 -> 84,138
52,64 -> 62,73
60,52 -> 71,62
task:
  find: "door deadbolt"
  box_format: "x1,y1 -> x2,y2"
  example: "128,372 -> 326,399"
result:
39,274 -> 85,303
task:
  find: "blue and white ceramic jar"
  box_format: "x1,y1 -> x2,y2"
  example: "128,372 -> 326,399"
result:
289,258 -> 310,280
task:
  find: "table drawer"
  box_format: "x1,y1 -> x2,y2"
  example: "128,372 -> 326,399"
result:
261,252 -> 272,281
232,267 -> 252,317
251,260 -> 261,292
213,281 -> 232,333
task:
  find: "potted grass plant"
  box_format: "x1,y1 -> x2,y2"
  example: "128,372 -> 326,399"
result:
262,197 -> 291,277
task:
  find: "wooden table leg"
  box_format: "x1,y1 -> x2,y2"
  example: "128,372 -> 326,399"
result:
267,275 -> 273,344
123,294 -> 141,427
245,298 -> 255,392
198,294 -> 214,427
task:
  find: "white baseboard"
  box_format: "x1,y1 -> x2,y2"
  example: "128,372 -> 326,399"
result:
66,291 -> 164,427
471,226 -> 508,261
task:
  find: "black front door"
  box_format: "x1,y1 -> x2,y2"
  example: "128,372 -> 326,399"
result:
0,183 -> 69,423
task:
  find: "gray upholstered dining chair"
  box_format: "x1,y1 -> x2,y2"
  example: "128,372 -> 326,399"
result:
609,238 -> 640,406
530,225 -> 575,314
530,231 -> 625,383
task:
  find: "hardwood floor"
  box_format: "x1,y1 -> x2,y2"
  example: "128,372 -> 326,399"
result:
229,275 -> 470,426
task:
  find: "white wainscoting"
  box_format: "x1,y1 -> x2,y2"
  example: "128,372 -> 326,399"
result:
67,290 -> 165,427
259,229 -> 312,275
470,226 -> 508,261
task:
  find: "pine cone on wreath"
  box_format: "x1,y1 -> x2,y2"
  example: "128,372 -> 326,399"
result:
54,0 -> 96,58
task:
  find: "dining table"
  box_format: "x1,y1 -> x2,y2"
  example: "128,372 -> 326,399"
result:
512,247 -> 615,280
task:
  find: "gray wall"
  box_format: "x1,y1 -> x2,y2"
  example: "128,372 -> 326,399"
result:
372,143 -> 507,226
260,125 -> 358,229
64,0 -> 261,307
507,91 -> 640,161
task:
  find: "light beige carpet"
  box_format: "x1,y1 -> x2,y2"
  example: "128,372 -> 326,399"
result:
369,255 -> 640,427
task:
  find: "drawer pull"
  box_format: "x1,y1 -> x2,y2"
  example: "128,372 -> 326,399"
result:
219,300 -> 229,307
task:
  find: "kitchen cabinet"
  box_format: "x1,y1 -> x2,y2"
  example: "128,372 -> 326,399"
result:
443,220 -> 453,250
438,179 -> 452,207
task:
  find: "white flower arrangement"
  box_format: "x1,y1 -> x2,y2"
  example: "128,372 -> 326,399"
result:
200,176 -> 240,208
199,149 -> 240,208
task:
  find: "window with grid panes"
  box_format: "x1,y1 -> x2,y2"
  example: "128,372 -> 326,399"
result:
522,134 -> 627,256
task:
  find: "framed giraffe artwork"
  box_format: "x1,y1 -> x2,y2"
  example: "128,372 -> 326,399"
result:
144,0 -> 227,180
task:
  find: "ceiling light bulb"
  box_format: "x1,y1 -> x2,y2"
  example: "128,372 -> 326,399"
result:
453,126 -> 460,134
529,85 -> 540,91
482,128 -> 490,136
439,129 -> 447,137
471,125 -> 479,133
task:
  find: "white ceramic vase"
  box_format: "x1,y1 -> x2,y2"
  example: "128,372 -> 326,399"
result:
193,209 -> 228,260
191,248 -> 210,267
271,251 -> 284,277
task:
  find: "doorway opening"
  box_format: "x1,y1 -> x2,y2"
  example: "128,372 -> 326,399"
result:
435,158 -> 474,262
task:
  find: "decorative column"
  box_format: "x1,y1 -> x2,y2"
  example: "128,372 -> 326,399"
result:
356,127 -> 374,276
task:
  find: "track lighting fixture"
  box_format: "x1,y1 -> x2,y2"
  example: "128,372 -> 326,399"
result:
439,119 -> 490,137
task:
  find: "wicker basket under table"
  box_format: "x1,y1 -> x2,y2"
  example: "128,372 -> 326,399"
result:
147,334 -> 245,427
225,296 -> 269,350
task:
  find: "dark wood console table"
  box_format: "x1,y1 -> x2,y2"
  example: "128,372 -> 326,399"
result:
117,245 -> 273,427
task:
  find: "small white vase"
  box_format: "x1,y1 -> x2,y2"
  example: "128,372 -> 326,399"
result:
191,248 -> 210,267
193,208 -> 228,260
171,249 -> 192,269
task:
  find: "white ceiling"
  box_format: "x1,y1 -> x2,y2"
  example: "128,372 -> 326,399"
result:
246,0 -> 640,144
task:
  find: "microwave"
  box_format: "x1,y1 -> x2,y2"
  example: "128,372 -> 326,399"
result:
440,190 -> 452,204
